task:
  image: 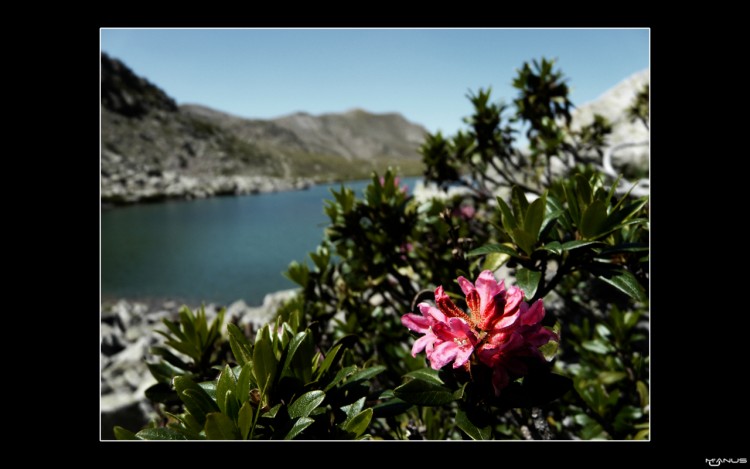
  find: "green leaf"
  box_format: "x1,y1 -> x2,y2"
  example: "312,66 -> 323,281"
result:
523,192 -> 546,239
253,325 -> 278,395
495,195 -> 518,231
341,397 -> 366,424
542,241 -> 562,256
113,426 -> 139,440
511,186 -> 530,221
149,346 -> 189,370
541,208 -> 563,234
227,324 -> 252,367
282,329 -> 311,376
314,343 -> 343,380
538,321 -> 561,361
236,362 -> 254,405
561,240 -> 600,251
371,398 -> 412,418
597,243 -> 649,256
197,379 -> 215,396
393,378 -> 458,406
345,365 -> 386,384
146,361 -> 182,385
598,269 -> 646,302
323,365 -> 358,392
598,371 -> 627,385
135,427 -> 188,440
547,195 -> 573,232
637,381 -> 649,408
309,245 -> 330,272
288,390 -> 326,419
216,365 -> 237,414
157,320 -> 186,343
342,409 -> 373,438
144,382 -> 178,405
284,417 -> 314,440
511,228 -> 537,256
455,409 -> 491,440
204,412 -> 240,440
574,174 -> 593,208
179,307 -> 197,343
173,376 -> 219,424
284,261 -> 309,287
563,181 -> 580,224
238,401 -> 254,440
581,340 -> 610,354
516,268 -> 542,301
467,244 -> 518,258
580,200 -> 608,239
403,368 -> 444,386
165,423 -> 204,440
482,252 -> 510,272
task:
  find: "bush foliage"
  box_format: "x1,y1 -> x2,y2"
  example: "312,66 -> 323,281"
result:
113,57 -> 649,440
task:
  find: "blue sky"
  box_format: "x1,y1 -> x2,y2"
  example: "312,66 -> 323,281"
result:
101,28 -> 649,136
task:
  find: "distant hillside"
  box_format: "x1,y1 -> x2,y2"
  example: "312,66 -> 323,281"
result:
100,53 -> 427,204
570,69 -> 649,175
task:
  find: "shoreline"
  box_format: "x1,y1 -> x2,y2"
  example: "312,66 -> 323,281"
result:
100,172 -> 315,206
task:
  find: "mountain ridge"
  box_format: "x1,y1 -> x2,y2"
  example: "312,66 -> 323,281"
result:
100,53 -> 427,204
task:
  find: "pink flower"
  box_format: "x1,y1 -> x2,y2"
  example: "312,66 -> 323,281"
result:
452,204 -> 476,220
401,303 -> 477,370
379,175 -> 409,194
402,270 -> 557,395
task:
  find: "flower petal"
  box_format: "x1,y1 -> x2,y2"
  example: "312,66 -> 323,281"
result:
401,313 -> 431,333
429,341 -> 458,370
411,333 -> 436,357
456,276 -> 475,296
434,286 -> 467,319
475,270 -> 503,311
519,299 -> 545,326
418,303 -> 447,324
453,344 -> 475,368
503,286 -> 524,316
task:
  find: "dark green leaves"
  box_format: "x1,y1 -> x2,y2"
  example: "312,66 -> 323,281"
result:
403,368 -> 444,386
516,268 -> 541,301
598,269 -> 647,302
253,324 -> 278,397
394,373 -> 464,406
284,261 -> 309,287
467,243 -> 518,258
173,376 -> 219,426
154,305 -> 225,376
216,365 -> 237,415
455,409 -> 491,440
135,427 -> 188,440
205,412 -> 240,440
288,390 -> 325,419
494,191 -> 548,255
227,323 -> 252,367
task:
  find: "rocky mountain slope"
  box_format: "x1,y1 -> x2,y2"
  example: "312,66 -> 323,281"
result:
570,68 -> 649,176
101,53 -> 427,204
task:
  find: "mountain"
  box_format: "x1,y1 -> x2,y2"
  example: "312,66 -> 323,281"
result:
570,69 -> 649,176
100,53 -> 427,204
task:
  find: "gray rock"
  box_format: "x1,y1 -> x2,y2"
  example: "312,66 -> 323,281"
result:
570,69 -> 649,173
101,322 -> 126,356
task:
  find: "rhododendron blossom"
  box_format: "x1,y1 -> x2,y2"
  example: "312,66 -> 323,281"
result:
401,270 -> 557,395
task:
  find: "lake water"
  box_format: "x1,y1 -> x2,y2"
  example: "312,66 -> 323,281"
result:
101,177 -> 419,306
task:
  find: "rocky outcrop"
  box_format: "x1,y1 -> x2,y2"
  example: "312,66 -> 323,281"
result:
571,69 -> 649,175
100,170 -> 313,205
100,289 -> 298,440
